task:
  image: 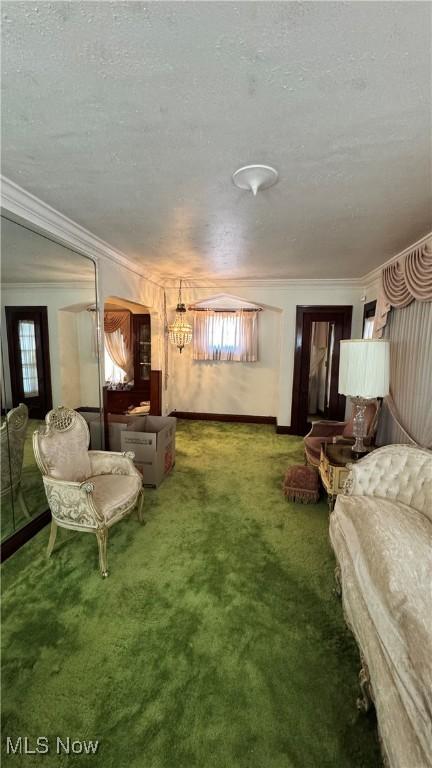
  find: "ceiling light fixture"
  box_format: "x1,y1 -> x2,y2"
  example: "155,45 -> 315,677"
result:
169,280 -> 193,354
232,164 -> 279,196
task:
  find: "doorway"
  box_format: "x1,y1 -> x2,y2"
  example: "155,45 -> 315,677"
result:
290,305 -> 352,435
5,306 -> 52,419
307,320 -> 335,421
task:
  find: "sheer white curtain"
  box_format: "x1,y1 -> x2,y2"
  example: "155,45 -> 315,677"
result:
193,310 -> 258,361
308,322 -> 328,414
377,300 -> 432,448
105,329 -> 133,383
18,320 -> 39,396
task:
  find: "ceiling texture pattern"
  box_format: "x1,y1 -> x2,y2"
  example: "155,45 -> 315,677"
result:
1,1 -> 431,281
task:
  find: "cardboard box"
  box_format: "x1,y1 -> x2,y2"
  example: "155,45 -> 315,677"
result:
78,410 -> 104,450
79,412 -> 150,452
102,414 -> 144,453
120,415 -> 176,488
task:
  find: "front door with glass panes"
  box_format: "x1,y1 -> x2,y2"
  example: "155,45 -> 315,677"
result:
5,306 -> 52,418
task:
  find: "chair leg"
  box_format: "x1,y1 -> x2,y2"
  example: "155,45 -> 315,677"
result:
137,489 -> 145,524
46,521 -> 58,559
96,528 -> 108,578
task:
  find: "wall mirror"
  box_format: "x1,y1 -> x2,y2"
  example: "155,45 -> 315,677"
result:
0,215 -> 101,552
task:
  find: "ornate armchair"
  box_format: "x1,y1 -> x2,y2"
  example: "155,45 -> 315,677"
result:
33,407 -> 144,577
304,400 -> 379,467
1,403 -> 29,519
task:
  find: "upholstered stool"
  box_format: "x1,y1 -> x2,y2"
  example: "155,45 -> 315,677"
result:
283,465 -> 320,504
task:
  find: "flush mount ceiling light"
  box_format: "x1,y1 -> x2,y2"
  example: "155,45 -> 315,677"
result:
232,164 -> 279,196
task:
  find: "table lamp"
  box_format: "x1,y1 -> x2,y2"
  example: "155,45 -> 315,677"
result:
338,339 -> 390,455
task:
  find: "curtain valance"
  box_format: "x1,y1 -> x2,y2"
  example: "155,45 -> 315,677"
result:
373,239 -> 432,338
382,240 -> 432,307
104,311 -> 131,349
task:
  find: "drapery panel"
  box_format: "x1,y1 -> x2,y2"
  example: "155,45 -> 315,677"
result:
104,311 -> 131,349
377,300 -> 432,449
308,322 -> 328,414
192,310 -> 258,361
105,329 -> 134,381
373,239 -> 432,338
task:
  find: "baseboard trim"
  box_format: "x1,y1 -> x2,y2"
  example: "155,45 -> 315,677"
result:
169,411 -> 276,425
276,425 -> 297,435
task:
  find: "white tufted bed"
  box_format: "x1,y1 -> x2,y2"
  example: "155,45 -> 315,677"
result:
329,445 -> 432,768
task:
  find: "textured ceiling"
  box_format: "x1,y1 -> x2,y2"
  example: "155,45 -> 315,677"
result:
1,217 -> 95,283
1,1 -> 431,281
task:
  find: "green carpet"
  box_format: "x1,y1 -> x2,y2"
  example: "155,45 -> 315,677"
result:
1,421 -> 381,768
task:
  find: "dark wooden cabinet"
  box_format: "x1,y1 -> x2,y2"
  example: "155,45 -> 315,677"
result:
104,314 -> 162,417
104,388 -> 145,414
133,314 -> 151,389
103,371 -> 162,417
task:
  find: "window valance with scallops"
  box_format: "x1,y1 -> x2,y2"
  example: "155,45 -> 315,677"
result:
373,238 -> 432,338
103,311 -> 131,349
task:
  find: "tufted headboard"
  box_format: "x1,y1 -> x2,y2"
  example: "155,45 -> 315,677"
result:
346,444 -> 432,520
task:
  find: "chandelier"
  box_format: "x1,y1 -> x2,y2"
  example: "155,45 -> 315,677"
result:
168,280 -> 192,353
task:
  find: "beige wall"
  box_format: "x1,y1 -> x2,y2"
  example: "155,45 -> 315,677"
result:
1,267 -> 364,426
169,305 -> 280,417
165,282 -> 364,426
1,261 -> 167,414
58,309 -> 82,408
1,284 -> 99,409
97,264 -> 165,377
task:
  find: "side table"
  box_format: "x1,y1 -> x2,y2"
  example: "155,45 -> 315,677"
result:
319,441 -> 373,511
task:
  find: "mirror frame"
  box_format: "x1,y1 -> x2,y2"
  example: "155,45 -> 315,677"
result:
0,211 -> 104,561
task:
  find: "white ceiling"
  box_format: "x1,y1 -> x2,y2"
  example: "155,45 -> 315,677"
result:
1,1 -> 431,281
1,217 -> 95,283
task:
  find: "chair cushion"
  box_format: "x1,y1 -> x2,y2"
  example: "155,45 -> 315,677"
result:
38,428 -> 91,482
89,474 -> 142,522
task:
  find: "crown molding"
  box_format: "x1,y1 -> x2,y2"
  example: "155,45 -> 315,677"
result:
0,175 -> 164,289
163,277 -> 364,290
361,230 -> 432,287
2,281 -> 95,291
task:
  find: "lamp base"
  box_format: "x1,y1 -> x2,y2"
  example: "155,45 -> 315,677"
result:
350,397 -> 370,456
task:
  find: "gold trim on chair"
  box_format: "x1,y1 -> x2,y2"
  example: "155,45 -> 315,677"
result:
1,403 -> 30,519
33,406 -> 144,578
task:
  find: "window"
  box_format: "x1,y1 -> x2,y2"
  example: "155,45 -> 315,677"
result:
208,314 -> 237,354
362,300 -> 377,339
104,345 -> 127,384
18,320 -> 39,396
193,310 -> 258,361
363,317 -> 375,339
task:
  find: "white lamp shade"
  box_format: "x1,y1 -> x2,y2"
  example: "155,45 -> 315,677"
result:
339,339 -> 390,398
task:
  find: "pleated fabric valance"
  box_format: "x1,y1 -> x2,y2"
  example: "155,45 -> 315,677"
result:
103,311 -> 131,349
382,241 -> 432,306
373,238 -> 432,338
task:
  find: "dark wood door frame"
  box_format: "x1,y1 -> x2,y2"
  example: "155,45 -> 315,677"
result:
5,306 -> 53,418
290,305 -> 353,436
